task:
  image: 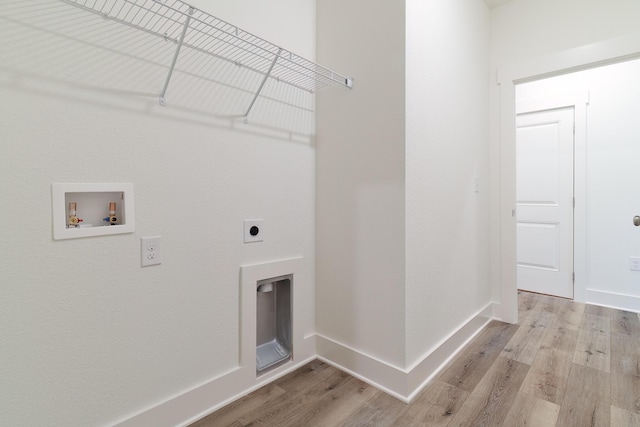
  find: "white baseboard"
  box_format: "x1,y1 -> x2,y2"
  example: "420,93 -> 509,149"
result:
178,354 -> 317,427
405,303 -> 494,401
315,337 -> 411,402
317,302 -> 495,401
113,302 -> 496,425
584,288 -> 640,313
113,352 -> 316,427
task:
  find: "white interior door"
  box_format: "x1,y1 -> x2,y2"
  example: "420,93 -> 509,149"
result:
516,107 -> 574,298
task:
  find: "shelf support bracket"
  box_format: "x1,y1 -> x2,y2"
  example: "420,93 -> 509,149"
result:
159,7 -> 194,106
243,48 -> 282,122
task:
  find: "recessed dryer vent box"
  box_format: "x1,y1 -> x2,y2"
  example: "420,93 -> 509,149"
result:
52,183 -> 135,240
256,274 -> 292,376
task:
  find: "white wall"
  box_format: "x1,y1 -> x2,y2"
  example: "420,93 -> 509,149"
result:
317,0 -> 493,398
0,0 -> 317,425
489,0 -> 640,315
517,59 -> 640,310
490,0 -> 640,65
405,0 -> 492,366
316,0 -> 407,369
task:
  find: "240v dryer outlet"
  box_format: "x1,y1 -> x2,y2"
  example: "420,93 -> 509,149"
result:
244,220 -> 264,243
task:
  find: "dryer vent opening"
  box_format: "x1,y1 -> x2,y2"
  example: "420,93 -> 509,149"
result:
256,274 -> 292,375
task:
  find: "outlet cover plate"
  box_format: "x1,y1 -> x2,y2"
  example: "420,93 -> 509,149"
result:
244,219 -> 264,243
141,236 -> 162,267
630,256 -> 640,271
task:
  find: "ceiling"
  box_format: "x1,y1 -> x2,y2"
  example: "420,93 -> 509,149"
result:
484,0 -> 514,9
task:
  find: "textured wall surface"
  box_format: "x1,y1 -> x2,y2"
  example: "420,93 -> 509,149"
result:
316,0 -> 407,368
317,0 -> 492,372
0,0 -> 317,425
405,0 -> 492,367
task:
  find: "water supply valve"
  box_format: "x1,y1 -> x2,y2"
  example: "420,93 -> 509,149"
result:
103,202 -> 118,225
68,202 -> 83,228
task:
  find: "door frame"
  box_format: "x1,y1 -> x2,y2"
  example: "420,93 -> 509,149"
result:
515,97 -> 588,300
494,31 -> 640,324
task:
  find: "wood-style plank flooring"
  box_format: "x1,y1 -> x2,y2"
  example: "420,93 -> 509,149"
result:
191,292 -> 640,426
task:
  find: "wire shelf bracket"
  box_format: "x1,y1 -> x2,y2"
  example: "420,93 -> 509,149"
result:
244,47 -> 281,123
159,5 -> 193,106
59,0 -> 354,121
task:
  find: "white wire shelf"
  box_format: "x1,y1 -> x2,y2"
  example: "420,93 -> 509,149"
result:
60,0 -> 353,120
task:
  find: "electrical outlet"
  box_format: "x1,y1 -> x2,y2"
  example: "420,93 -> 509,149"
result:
141,236 -> 162,267
630,256 -> 640,271
244,219 -> 264,243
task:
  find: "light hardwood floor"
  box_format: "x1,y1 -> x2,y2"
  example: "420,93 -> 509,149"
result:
191,292 -> 640,426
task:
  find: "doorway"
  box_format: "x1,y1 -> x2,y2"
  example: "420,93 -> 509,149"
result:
499,51 -> 640,323
497,39 -> 640,323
